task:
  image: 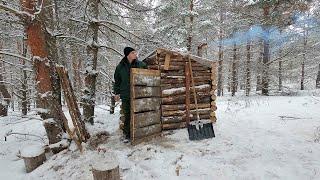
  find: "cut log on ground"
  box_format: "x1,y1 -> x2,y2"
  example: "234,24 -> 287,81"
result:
21,145 -> 46,173
91,152 -> 120,180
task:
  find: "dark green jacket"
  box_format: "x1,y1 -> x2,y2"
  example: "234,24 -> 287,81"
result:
113,57 -> 147,100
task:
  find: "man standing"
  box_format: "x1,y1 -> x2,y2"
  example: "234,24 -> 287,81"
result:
113,47 -> 147,142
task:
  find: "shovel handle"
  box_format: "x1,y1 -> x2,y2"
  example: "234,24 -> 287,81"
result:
188,55 -> 200,121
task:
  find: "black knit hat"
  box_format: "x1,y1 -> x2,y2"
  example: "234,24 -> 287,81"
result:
124,47 -> 135,57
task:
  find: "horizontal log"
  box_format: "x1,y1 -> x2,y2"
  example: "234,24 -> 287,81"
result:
162,114 -> 211,124
161,93 -> 211,105
160,77 -> 210,85
132,74 -> 160,86
162,84 -> 211,97
148,65 -> 159,70
159,61 -> 204,67
132,86 -> 161,99
162,108 -> 211,117
133,110 -> 161,128
161,71 -> 211,77
162,122 -> 186,130
161,83 -> 211,90
133,123 -> 162,139
161,103 -> 210,111
149,65 -> 210,71
132,98 -> 161,113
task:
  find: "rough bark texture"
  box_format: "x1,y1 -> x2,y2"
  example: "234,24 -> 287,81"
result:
83,0 -> 99,125
301,27 -> 308,90
0,42 -> 11,117
217,8 -> 224,96
21,0 -> 66,153
187,0 -> 194,52
316,64 -> 320,89
261,4 -> 270,96
231,43 -> 237,96
245,40 -> 251,96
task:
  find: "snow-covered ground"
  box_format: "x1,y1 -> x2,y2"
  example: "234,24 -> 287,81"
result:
1,92 -> 320,180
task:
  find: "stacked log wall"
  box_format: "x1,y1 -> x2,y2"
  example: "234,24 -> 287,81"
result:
147,50 -> 217,130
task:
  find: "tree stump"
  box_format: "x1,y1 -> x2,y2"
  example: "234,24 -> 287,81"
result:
20,145 -> 46,173
92,166 -> 120,180
91,152 -> 120,180
0,103 -> 8,116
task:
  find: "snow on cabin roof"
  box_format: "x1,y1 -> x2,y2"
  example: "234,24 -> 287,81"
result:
141,48 -> 216,68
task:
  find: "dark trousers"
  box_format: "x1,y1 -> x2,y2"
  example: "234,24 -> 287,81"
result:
121,99 -> 131,139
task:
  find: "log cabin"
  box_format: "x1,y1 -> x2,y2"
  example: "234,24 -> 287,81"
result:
129,48 -> 217,145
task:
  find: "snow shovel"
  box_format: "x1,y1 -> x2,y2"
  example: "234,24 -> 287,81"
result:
186,55 -> 215,141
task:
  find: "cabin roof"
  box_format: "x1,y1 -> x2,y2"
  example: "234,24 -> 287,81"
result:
141,48 -> 215,68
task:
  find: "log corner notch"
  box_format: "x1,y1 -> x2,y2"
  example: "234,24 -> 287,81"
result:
210,62 -> 218,123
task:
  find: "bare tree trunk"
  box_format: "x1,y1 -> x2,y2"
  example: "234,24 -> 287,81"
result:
231,0 -> 237,96
261,5 -> 270,96
22,36 -> 28,115
245,40 -> 251,96
0,44 -> 11,116
278,31 -> 283,92
316,64 -> 320,89
256,40 -> 263,91
83,0 -> 99,125
278,59 -> 282,92
217,8 -> 224,97
187,0 -> 194,52
231,43 -> 237,96
301,24 -> 308,90
71,44 -> 82,101
17,35 -> 29,115
21,0 -> 66,153
197,43 -> 207,57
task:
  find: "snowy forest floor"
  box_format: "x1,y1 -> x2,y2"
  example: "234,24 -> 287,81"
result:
1,91 -> 320,180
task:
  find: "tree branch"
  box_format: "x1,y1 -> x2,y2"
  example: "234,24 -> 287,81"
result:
0,50 -> 32,62
0,4 -> 33,22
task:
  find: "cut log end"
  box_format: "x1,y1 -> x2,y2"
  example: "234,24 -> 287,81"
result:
21,145 -> 46,173
92,166 -> 120,180
91,152 -> 120,180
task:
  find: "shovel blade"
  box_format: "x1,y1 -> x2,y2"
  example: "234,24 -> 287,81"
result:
187,122 -> 215,141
